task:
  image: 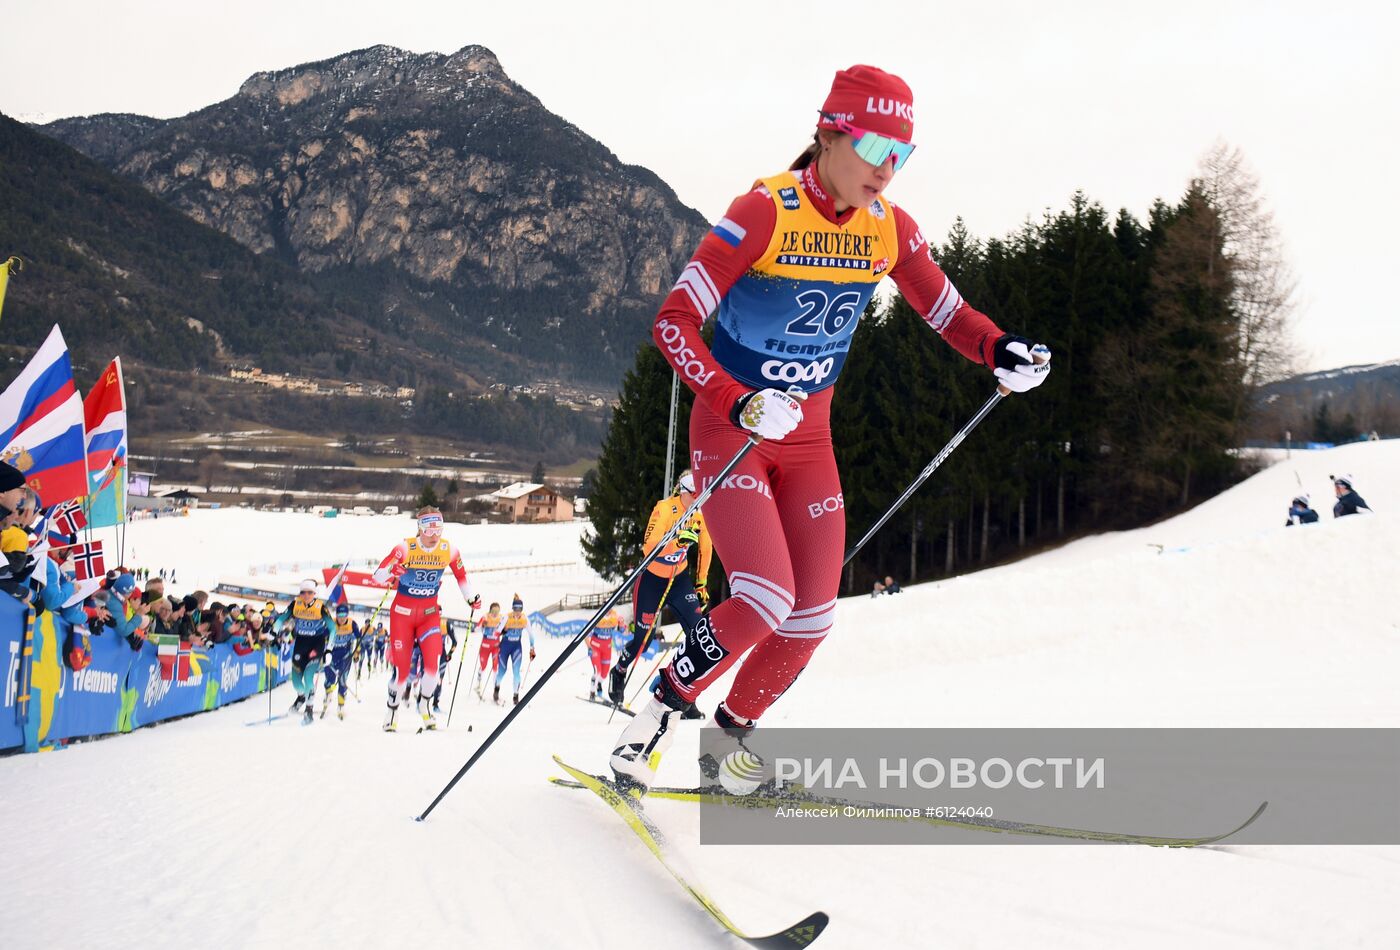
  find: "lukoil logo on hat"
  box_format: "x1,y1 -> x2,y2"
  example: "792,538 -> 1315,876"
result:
818,64 -> 915,142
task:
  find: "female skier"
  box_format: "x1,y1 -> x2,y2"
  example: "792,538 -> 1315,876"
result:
610,65 -> 1051,787
474,602 -> 504,697
494,596 -> 534,705
607,471 -> 709,711
372,507 -> 480,731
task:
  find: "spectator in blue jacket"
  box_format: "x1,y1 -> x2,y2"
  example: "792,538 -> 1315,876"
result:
103,572 -> 151,648
38,541 -> 93,628
1286,494 -> 1320,526
1330,475 -> 1372,518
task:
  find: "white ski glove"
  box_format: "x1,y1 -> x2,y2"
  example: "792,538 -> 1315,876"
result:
992,335 -> 1052,394
733,388 -> 805,441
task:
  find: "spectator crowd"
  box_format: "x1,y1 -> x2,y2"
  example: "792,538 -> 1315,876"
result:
3,459 -> 290,671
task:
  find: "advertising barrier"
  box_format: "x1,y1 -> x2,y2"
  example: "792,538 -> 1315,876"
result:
1,595 -> 26,750
528,611 -> 666,659
2,596 -> 293,753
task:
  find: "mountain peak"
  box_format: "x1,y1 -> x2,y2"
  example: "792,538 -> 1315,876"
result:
445,44 -> 503,72
38,43 -> 707,385
236,43 -> 508,105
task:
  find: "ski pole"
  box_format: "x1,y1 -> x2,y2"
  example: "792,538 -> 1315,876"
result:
417,433 -> 763,821
843,385 -> 1010,569
516,646 -> 536,695
445,608 -> 476,729
610,570 -> 677,724
364,586 -> 393,630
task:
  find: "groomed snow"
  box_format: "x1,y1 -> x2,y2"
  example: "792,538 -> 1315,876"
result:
2,442 -> 1397,949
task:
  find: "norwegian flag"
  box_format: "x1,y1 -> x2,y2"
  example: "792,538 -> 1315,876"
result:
177,642 -> 196,681
155,638 -> 202,682
51,500 -> 87,536
68,540 -> 105,581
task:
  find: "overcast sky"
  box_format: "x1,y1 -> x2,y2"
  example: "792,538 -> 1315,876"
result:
3,0 -> 1396,372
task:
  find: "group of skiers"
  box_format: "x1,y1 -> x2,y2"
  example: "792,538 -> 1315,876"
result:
1286,473 -> 1372,525
273,583 -> 387,724
270,505 -> 547,731
470,596 -> 536,706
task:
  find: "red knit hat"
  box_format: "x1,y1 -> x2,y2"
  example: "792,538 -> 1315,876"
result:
817,65 -> 915,143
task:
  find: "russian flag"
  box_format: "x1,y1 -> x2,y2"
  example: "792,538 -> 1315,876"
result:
320,564 -> 350,607
0,325 -> 89,506
711,216 -> 747,249
84,357 -> 127,493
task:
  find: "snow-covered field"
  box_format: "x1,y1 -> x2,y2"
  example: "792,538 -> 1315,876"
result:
2,442 -> 1398,949
123,512 -> 613,617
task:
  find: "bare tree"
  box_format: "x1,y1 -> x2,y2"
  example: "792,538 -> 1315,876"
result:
1196,141 -> 1300,391
198,452 -> 226,494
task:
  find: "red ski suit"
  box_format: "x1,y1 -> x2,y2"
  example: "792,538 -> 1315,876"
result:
373,536 -> 473,704
657,164 -> 1003,722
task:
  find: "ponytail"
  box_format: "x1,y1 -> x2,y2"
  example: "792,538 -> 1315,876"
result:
789,132 -> 822,171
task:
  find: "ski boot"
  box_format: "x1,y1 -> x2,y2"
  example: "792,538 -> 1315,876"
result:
492,684 -> 501,705
610,674 -> 687,791
383,704 -> 398,732
512,692 -> 520,705
289,694 -> 306,715
417,694 -> 438,730
337,695 -> 346,721
607,663 -> 627,706
698,704 -> 773,792
301,698 -> 315,726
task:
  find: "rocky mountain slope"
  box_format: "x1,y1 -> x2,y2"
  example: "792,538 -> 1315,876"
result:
42,44 -> 708,385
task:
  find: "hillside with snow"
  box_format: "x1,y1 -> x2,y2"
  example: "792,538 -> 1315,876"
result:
2,442 -> 1397,949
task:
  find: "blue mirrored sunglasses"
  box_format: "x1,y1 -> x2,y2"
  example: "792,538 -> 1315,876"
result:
820,112 -> 916,171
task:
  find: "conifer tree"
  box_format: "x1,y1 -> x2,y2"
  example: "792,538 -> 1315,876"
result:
582,343 -> 694,579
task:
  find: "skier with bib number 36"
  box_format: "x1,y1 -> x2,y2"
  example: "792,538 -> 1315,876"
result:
372,506 -> 480,732
609,65 -> 1051,790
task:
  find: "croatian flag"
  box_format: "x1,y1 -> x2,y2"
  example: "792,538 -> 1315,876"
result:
0,325 -> 89,505
84,357 -> 127,493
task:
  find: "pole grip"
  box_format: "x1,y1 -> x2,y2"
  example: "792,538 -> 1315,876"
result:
996,348 -> 1049,397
